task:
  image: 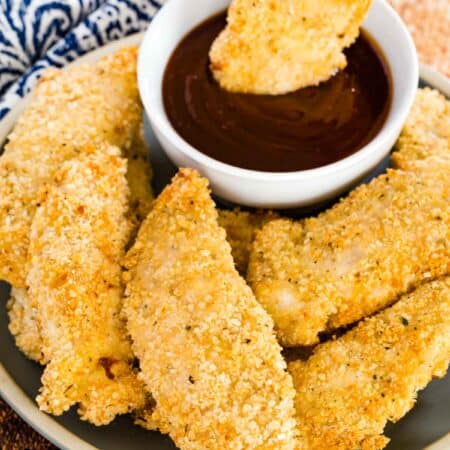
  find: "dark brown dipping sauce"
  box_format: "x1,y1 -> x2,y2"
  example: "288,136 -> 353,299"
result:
163,12 -> 391,172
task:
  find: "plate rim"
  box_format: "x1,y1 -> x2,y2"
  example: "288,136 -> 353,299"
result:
0,33 -> 450,450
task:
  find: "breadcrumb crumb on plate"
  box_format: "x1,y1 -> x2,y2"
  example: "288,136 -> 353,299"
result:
209,0 -> 371,94
28,144 -> 145,425
289,277 -> 450,450
123,168 -> 299,450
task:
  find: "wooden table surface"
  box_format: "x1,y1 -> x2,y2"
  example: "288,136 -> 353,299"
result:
0,397 -> 56,450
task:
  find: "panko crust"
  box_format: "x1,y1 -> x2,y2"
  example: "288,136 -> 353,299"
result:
124,168 -> 299,450
218,209 -> 278,276
29,145 -> 145,425
248,168 -> 450,346
392,88 -> 450,171
289,277 -> 450,450
7,288 -> 45,364
0,46 -> 141,287
124,123 -> 154,229
6,126 -> 153,365
209,0 -> 371,94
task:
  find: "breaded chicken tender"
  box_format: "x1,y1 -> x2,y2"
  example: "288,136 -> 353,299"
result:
248,168 -> 450,346
7,125 -> 153,365
124,124 -> 154,228
392,88 -> 450,171
29,145 -> 145,425
124,169 -> 299,450
218,209 -> 278,275
210,0 -> 371,94
0,47 -> 141,287
289,277 -> 450,450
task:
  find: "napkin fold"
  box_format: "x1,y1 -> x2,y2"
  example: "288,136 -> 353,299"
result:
0,0 -> 164,120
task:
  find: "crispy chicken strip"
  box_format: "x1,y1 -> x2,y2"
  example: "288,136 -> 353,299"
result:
218,209 -> 278,276
210,0 -> 371,94
124,124 -> 154,228
29,144 -> 145,425
124,169 -> 299,450
0,47 -> 141,287
289,277 -> 450,450
392,88 -> 450,171
7,125 -> 153,365
248,168 -> 450,346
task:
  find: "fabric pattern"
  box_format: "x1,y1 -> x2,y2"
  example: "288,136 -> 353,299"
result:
0,0 -> 164,120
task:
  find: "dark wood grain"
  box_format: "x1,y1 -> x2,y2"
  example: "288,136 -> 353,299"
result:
0,397 -> 57,450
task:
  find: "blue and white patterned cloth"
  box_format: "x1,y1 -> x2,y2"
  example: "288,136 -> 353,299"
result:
0,0 -> 164,120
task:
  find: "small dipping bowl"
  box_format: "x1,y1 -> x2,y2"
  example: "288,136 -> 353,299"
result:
138,0 -> 418,208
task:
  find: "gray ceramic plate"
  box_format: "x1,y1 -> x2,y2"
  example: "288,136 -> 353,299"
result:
0,33 -> 449,450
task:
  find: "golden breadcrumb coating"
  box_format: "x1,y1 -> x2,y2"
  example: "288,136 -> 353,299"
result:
7,288 -> 45,363
218,209 -> 278,275
289,277 -> 450,450
29,145 -> 145,425
124,124 -> 154,229
124,169 -> 299,450
7,125 -> 153,365
209,0 -> 371,94
392,88 -> 450,171
0,46 -> 141,287
248,168 -> 450,346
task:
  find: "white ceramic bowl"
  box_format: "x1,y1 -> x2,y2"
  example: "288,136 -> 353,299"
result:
138,0 -> 418,208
